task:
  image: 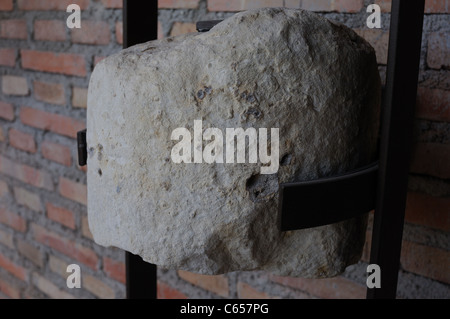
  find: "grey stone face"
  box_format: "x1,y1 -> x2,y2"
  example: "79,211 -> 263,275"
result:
87,8 -> 380,277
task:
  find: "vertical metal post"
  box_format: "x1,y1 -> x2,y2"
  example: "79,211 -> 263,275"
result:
367,0 -> 425,299
123,0 -> 158,48
123,0 -> 158,299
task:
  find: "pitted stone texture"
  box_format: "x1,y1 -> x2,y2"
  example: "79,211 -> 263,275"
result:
87,8 -> 380,277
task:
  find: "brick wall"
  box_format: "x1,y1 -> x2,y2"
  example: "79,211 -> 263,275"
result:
0,0 -> 448,299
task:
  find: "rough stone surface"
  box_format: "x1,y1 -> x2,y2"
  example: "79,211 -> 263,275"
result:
87,8 -> 380,277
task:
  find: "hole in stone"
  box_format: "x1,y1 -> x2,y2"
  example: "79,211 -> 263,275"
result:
204,86 -> 212,95
247,93 -> 256,103
280,153 -> 292,166
98,169 -> 102,176
197,89 -> 205,99
245,173 -> 278,203
245,107 -> 262,119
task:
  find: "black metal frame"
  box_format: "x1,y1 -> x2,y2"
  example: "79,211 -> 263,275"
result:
123,0 -> 158,299
367,0 -> 425,299
120,0 -> 424,299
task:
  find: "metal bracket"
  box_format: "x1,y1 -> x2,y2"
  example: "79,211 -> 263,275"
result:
196,20 -> 223,32
196,18 -> 379,232
279,162 -> 378,231
77,129 -> 87,167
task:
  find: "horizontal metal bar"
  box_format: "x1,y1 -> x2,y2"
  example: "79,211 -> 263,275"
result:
196,20 -> 223,32
279,162 -> 378,231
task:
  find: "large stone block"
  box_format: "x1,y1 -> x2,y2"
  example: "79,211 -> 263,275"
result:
87,8 -> 380,277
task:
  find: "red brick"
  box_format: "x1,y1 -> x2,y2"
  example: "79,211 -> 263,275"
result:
32,272 -> 75,299
271,275 -> 366,299
158,21 -> 164,40
32,223 -> 98,269
71,21 -> 110,45
416,87 -> 450,122
0,48 -> 16,67
0,19 -> 27,39
0,0 -> 13,11
354,29 -> 389,65
0,180 -> 9,197
374,0 -> 390,12
0,155 -> 53,190
41,141 -> 72,166
0,252 -> 27,281
103,257 -> 125,284
20,107 -> 85,138
237,281 -> 278,299
208,0 -> 283,11
46,202 -> 75,229
410,142 -> 450,179
0,207 -> 27,232
17,239 -> 45,267
301,0 -> 363,12
0,101 -> 14,121
101,0 -> 121,8
301,0 -> 333,11
21,50 -> 87,77
157,281 -> 187,299
93,56 -> 106,67
405,192 -> 450,232
427,32 -> 450,70
160,0 -> 200,9
33,81 -> 66,105
178,270 -> 229,297
425,0 -> 450,13
9,128 -> 36,153
170,22 -> 197,37
0,127 -> 4,142
285,0 -> 300,8
401,241 -> 450,284
34,20 -> 66,42
14,187 -> 42,212
81,215 -> 93,240
77,162 -> 87,173
0,229 -> 14,249
18,0 -> 89,10
115,22 -> 123,45
334,0 -> 363,12
361,229 -> 372,263
72,87 -> 87,109
2,76 -> 29,96
0,277 -> 20,299
83,274 -> 115,298
48,254 -> 68,278
376,0 -> 450,13
58,177 -> 87,205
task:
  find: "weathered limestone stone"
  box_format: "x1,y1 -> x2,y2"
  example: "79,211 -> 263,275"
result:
87,8 -> 380,277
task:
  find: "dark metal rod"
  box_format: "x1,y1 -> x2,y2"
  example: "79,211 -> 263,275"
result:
77,129 -> 87,166
123,0 -> 158,48
279,162 -> 378,231
126,252 -> 157,299
196,20 -> 223,32
123,0 -> 158,299
367,0 -> 425,299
